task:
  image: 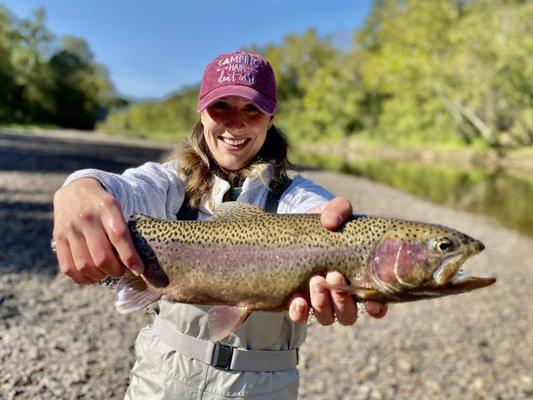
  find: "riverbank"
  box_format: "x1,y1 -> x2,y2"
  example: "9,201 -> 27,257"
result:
0,130 -> 531,399
2,126 -> 532,173
295,138 -> 533,173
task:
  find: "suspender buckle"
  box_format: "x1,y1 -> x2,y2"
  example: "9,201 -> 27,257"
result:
211,343 -> 234,370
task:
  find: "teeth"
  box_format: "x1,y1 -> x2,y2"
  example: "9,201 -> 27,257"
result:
222,137 -> 247,146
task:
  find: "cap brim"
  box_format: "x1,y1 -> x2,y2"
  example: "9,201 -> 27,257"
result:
197,85 -> 277,115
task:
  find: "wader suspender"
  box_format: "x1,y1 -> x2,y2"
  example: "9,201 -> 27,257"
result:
154,177 -> 299,372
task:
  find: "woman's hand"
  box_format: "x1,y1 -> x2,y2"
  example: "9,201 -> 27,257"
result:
288,197 -> 387,325
53,178 -> 144,284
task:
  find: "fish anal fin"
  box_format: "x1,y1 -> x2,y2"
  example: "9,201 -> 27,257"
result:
316,282 -> 382,301
115,270 -> 162,314
207,306 -> 252,341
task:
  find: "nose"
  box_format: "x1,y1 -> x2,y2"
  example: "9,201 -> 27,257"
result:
225,108 -> 245,130
477,241 -> 485,252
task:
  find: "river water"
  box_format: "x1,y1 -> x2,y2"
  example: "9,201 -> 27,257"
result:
291,152 -> 533,237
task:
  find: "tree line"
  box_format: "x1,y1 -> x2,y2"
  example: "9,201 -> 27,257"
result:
1,1 -> 531,149
0,6 -> 119,130
102,0 -> 532,150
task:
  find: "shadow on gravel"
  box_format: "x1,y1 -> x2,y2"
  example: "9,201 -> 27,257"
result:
0,132 -> 171,275
0,200 -> 56,275
0,131 -> 170,173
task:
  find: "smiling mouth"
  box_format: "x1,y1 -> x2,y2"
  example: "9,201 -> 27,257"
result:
219,136 -> 250,150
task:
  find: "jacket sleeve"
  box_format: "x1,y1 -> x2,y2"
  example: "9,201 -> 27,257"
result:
62,161 -> 185,220
278,175 -> 334,214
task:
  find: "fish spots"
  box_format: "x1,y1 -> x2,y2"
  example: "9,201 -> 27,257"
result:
128,209 -> 484,307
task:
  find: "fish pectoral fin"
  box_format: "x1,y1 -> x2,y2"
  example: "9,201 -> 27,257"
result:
115,270 -> 162,314
316,282 -> 382,301
207,306 -> 252,342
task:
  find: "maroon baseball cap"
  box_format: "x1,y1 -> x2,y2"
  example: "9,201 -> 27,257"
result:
197,50 -> 277,115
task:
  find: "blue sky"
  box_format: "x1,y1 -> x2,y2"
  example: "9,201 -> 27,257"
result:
3,0 -> 372,99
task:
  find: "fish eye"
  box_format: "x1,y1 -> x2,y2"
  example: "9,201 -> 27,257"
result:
433,238 -> 455,252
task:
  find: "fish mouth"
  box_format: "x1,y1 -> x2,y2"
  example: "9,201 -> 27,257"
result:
442,269 -> 497,292
432,252 -> 468,285
410,267 -> 496,297
413,240 -> 496,296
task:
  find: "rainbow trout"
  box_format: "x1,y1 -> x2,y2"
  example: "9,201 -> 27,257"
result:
117,202 -> 495,340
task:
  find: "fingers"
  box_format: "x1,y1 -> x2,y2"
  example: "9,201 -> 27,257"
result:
289,275 -> 387,326
288,294 -> 309,324
289,270 -> 387,326
55,239 -> 98,285
309,275 -> 334,325
67,228 -> 108,281
82,223 -> 126,278
309,273 -> 358,326
320,197 -> 353,231
326,272 -> 358,326
365,301 -> 388,319
102,205 -> 144,275
53,180 -> 142,284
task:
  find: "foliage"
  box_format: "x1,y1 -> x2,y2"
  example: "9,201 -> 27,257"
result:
100,0 -> 531,149
0,6 -> 115,129
100,85 -> 198,139
2,2 -> 531,149
357,0 -> 532,149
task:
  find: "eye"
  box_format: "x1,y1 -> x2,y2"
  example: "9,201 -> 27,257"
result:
242,104 -> 261,115
209,101 -> 229,112
434,238 -> 455,252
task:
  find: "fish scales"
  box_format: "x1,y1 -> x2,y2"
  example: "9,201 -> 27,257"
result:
131,212 -> 363,309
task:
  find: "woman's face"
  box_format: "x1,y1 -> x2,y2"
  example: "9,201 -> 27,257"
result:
201,96 -> 274,171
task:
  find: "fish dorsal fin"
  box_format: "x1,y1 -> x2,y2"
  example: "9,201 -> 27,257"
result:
115,270 -> 162,314
210,202 -> 267,221
207,306 -> 252,341
316,282 -> 384,301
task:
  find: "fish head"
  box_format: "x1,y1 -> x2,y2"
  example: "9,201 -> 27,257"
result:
366,221 -> 495,301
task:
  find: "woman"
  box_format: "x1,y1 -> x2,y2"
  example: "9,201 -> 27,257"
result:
53,50 -> 387,399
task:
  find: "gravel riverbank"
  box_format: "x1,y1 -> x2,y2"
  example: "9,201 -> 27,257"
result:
0,130 -> 531,399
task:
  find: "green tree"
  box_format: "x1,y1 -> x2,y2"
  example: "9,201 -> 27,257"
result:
357,0 -> 532,148
0,6 -> 116,129
359,0 -> 462,143
0,6 -> 19,121
100,85 -> 198,138
439,0 -> 533,148
99,0 -> 532,149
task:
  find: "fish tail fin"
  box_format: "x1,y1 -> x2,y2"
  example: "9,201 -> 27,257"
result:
115,270 -> 162,314
207,306 -> 252,341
